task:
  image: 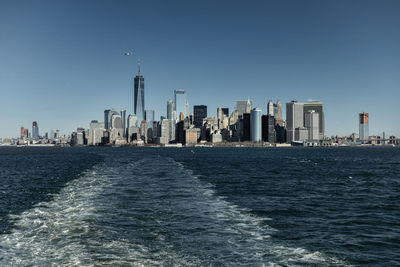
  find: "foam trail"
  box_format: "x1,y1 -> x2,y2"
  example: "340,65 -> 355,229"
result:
0,163 -> 155,266
169,158 -> 349,266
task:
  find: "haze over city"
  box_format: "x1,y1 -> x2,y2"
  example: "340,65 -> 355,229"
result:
1,0 -> 399,138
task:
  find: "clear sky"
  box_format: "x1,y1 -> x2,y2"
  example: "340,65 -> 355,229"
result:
1,0 -> 399,138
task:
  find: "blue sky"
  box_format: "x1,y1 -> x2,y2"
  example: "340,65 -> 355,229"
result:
1,0 -> 399,138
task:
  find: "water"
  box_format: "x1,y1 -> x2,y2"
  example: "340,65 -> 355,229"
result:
0,147 -> 399,266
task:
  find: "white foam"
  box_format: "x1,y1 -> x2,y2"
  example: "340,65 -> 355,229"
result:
168,157 -> 349,266
0,155 -> 349,266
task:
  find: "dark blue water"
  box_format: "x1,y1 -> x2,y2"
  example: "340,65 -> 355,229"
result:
0,147 -> 399,266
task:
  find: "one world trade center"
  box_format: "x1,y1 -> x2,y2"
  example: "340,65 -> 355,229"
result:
134,64 -> 145,123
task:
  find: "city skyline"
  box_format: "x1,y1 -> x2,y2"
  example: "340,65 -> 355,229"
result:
1,0 -> 400,138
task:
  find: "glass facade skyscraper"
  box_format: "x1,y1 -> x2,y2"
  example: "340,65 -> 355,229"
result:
145,110 -> 155,130
104,109 -> 119,130
174,90 -> 186,120
250,108 -> 261,142
32,121 -> 39,139
359,113 -> 369,141
134,73 -> 145,123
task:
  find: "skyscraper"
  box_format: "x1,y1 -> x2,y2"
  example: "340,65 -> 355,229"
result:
273,100 -> 282,120
250,108 -> 262,142
88,120 -> 105,145
127,114 -> 138,128
267,100 -> 274,116
242,113 -> 251,141
167,101 -> 175,142
359,113 -> 369,141
174,90 -> 186,120
222,108 -> 229,117
167,100 -> 175,120
236,99 -> 252,117
20,126 -> 25,139
262,114 -> 275,143
303,101 -> 324,139
104,109 -> 119,130
134,67 -> 145,123
217,107 -> 223,121
32,121 -> 39,139
145,110 -> 155,129
286,101 -> 304,143
185,100 -> 189,118
193,105 -> 207,128
120,109 -> 126,137
304,110 -> 319,141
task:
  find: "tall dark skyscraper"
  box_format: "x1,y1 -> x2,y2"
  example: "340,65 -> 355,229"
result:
193,105 -> 207,128
242,113 -> 251,141
32,121 -> 39,139
134,64 -> 145,123
262,114 -> 275,143
221,108 -> 229,117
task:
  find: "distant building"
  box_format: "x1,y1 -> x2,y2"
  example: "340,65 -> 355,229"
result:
242,113 -> 251,141
74,126 -> 86,145
222,108 -> 229,117
194,105 -> 207,128
49,129 -> 55,140
250,108 -> 262,142
32,121 -> 39,139
175,120 -> 185,144
295,127 -> 308,142
88,120 -> 105,145
275,124 -> 286,143
217,107 -> 224,121
304,110 -> 319,141
211,131 -> 222,143
104,109 -> 119,130
145,110 -> 155,129
179,112 -> 185,121
273,100 -> 282,120
359,113 -> 369,141
186,100 -> 189,118
120,109 -> 126,137
174,90 -> 186,120
167,100 -> 175,120
167,100 -> 175,142
161,118 -> 170,144
262,114 -> 275,143
286,101 -> 304,143
134,68 -> 145,123
127,114 -> 138,141
140,120 -> 147,142
111,114 -> 122,129
127,114 -> 138,128
267,100 -> 274,116
20,126 -> 25,139
111,114 -> 123,138
185,128 -> 200,146
236,99 -> 252,117
303,101 -> 324,139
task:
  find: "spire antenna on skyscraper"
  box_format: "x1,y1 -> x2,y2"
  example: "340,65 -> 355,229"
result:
138,58 -> 141,74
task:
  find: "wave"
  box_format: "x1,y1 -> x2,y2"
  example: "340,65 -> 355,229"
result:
0,154 -> 349,266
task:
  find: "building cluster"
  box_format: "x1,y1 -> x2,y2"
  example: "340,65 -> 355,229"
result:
4,65 -> 398,147
67,66 -> 389,147
15,122 -> 69,146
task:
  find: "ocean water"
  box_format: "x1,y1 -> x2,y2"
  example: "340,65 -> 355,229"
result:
0,146 -> 399,266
